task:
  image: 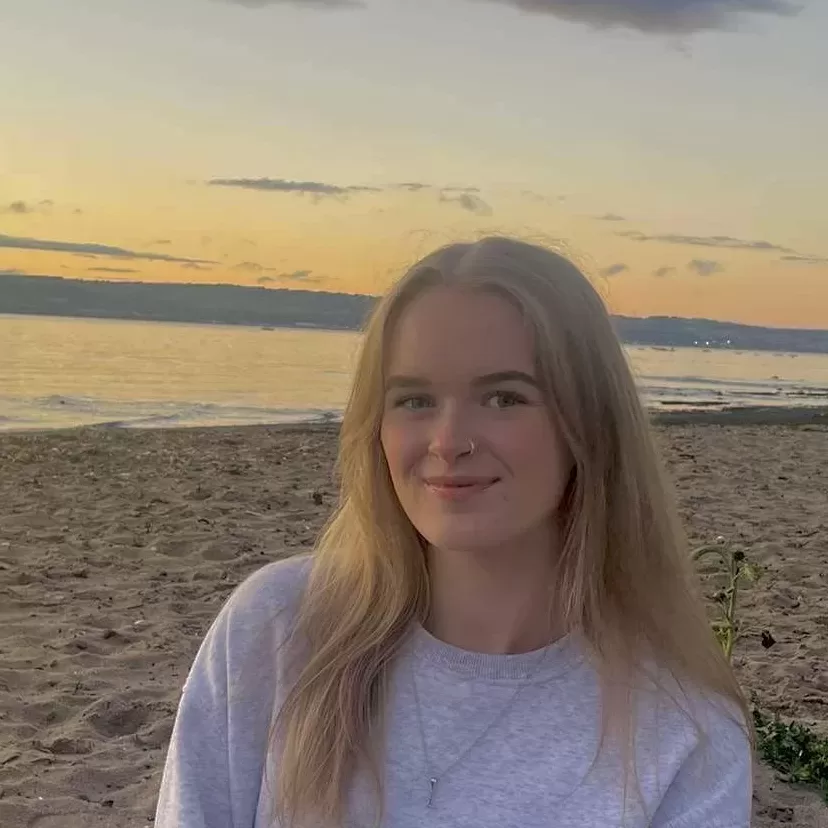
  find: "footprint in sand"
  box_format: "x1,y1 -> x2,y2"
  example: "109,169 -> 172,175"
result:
82,697 -> 149,738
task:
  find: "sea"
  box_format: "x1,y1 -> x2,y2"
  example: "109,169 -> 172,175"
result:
1,313 -> 827,432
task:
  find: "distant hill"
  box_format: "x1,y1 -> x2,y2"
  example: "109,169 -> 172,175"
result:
2,272 -> 827,354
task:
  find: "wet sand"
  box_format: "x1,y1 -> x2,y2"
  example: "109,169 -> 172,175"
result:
0,419 -> 826,827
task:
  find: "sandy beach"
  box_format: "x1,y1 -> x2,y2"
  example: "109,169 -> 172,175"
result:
1,418 -> 827,827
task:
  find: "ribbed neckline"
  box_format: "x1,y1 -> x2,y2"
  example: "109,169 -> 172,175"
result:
405,622 -> 584,682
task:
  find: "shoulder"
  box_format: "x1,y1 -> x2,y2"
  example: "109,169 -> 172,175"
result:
634,662 -> 751,755
217,553 -> 314,642
225,553 -> 313,617
632,668 -> 753,825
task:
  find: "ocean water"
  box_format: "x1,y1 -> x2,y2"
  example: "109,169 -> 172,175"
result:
0,314 -> 826,432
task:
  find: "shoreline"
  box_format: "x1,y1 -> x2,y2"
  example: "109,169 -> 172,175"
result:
1,404 -> 827,437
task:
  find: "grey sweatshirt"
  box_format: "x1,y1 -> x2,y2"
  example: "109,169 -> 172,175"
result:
155,554 -> 752,827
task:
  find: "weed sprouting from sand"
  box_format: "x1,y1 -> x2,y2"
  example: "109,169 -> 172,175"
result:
692,536 -> 828,803
692,535 -> 762,661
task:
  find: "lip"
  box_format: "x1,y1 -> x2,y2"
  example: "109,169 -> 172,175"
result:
423,476 -> 499,500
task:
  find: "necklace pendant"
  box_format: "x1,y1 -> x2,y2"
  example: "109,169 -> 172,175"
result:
427,777 -> 438,807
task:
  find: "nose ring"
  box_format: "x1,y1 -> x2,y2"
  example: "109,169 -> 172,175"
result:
467,439 -> 476,456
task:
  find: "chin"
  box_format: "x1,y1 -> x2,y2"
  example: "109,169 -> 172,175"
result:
421,520 -> 517,555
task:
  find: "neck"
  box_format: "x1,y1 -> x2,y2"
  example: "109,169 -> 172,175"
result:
424,536 -> 562,655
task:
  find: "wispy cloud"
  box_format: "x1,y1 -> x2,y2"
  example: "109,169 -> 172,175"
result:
88,267 -> 140,274
619,230 -> 795,253
600,263 -> 629,278
688,259 -> 724,276
210,176 -> 493,214
478,0 -> 801,34
233,261 -> 271,273
0,233 -> 214,265
149,239 -> 172,246
234,261 -> 323,283
653,266 -> 675,278
3,199 -> 54,215
258,269 -> 323,285
596,213 -> 626,222
439,190 -> 493,216
394,182 -> 493,213
521,190 -> 567,206
781,254 -> 828,265
207,177 -> 381,197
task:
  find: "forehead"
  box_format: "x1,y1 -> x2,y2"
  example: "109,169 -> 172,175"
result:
385,286 -> 536,376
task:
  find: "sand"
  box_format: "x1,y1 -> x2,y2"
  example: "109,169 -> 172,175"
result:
0,420 -> 826,827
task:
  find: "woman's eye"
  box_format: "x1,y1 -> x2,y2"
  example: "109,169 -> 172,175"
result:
394,395 -> 433,410
484,390 -> 527,409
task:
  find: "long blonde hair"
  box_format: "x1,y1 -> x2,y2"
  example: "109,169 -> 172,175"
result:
272,236 -> 749,827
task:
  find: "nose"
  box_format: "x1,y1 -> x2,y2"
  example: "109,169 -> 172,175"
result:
427,403 -> 474,462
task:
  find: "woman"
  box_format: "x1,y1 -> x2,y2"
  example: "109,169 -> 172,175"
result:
155,236 -> 753,828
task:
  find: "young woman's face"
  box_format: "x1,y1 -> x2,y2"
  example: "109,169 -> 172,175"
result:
380,286 -> 573,556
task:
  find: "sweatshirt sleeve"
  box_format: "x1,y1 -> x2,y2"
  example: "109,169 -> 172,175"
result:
649,699 -> 753,828
154,556 -> 311,828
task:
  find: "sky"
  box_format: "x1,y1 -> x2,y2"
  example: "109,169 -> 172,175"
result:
1,0 -> 826,329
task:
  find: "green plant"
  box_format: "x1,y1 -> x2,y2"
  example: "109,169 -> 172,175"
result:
691,536 -> 762,661
691,537 -> 828,803
753,707 -> 828,802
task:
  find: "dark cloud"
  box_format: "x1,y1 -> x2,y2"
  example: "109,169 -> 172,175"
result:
220,0 -> 362,8
150,239 -> 172,246
397,182 -> 432,192
207,177 -> 381,197
89,267 -> 140,274
181,262 -> 214,271
480,0 -> 801,34
619,230 -> 795,253
439,190 -> 493,216
781,254 -> 828,265
596,213 -> 626,222
218,0 -> 800,33
688,259 -> 724,276
0,233 -> 214,265
600,263 -> 629,278
653,266 -> 675,278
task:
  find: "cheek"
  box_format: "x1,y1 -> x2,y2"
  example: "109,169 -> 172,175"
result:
380,419 -> 416,481
507,423 -> 571,487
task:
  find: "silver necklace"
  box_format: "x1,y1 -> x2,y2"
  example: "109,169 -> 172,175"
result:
409,640 -> 553,808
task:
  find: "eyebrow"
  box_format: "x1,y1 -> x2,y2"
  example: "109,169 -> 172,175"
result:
384,370 -> 540,390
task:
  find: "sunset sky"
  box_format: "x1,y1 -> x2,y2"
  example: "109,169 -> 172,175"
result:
1,0 -> 826,328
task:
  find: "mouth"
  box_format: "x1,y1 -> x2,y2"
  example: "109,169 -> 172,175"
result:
422,476 -> 500,499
